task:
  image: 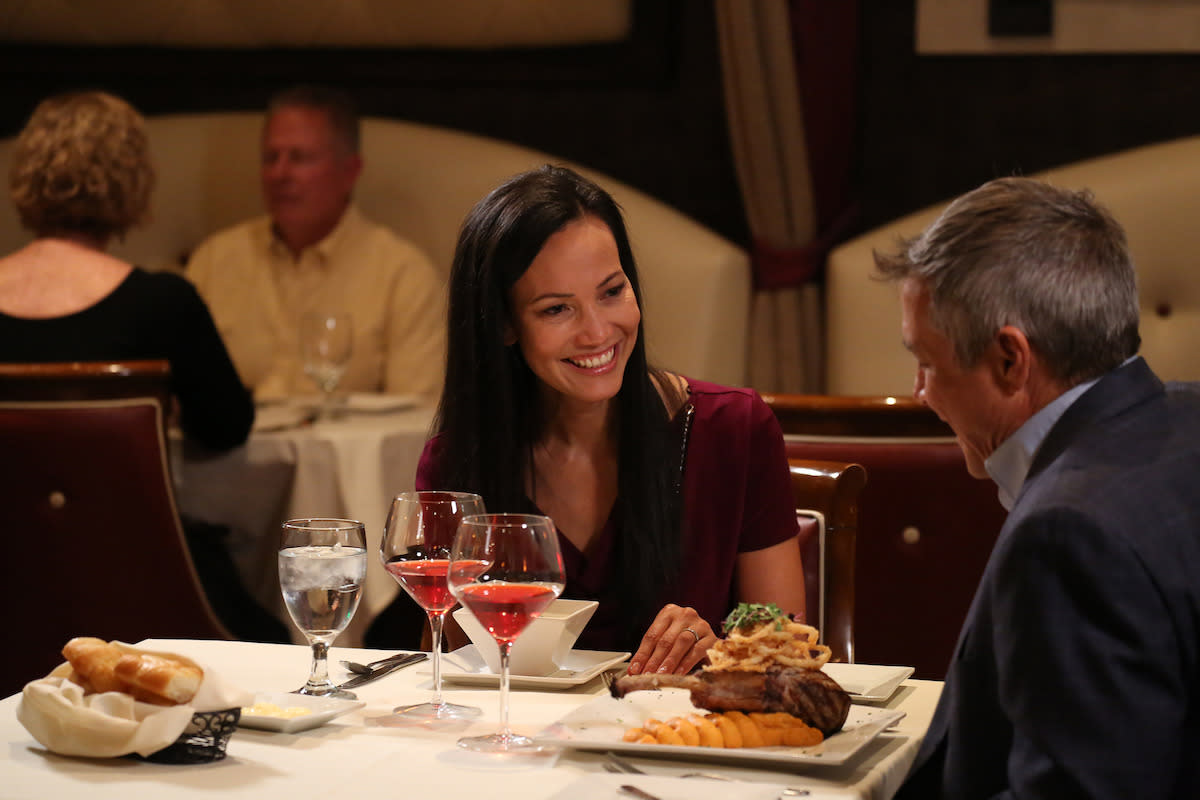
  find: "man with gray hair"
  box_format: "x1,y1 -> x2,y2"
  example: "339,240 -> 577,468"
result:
187,85 -> 445,401
879,177 -> 1200,799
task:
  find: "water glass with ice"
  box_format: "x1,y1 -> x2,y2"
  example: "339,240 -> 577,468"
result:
279,518 -> 367,698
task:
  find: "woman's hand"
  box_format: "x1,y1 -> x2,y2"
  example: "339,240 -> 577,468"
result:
627,604 -> 718,675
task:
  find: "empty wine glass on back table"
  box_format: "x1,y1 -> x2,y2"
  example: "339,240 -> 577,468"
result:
279,518 -> 366,698
379,491 -> 485,722
300,311 -> 353,418
449,513 -> 564,753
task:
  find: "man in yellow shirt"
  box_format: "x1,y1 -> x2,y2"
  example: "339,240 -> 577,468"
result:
186,86 -> 445,401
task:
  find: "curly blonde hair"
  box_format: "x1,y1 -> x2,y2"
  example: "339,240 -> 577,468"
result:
9,91 -> 154,240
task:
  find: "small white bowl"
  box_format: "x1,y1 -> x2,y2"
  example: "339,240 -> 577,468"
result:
453,598 -> 599,676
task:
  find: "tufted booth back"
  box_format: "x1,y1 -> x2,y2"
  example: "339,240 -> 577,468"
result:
825,135 -> 1200,396
0,113 -> 751,387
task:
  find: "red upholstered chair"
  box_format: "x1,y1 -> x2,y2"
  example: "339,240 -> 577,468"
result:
788,458 -> 868,665
765,394 -> 1008,679
0,395 -> 231,697
0,359 -> 174,438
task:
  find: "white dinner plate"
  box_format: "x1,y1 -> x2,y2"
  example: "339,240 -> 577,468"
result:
533,688 -> 905,767
237,691 -> 365,733
252,404 -> 315,433
821,663 -> 915,702
430,645 -> 630,689
341,393 -> 420,413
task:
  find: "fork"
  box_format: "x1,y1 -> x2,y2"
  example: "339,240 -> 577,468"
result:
603,751 -> 811,796
340,652 -> 420,675
604,751 -> 644,774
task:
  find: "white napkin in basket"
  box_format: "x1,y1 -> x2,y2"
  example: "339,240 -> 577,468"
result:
17,641 -> 254,758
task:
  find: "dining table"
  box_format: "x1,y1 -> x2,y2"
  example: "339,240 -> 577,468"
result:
173,395 -> 437,646
2,639 -> 941,800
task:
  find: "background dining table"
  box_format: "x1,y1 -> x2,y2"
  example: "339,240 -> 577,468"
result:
3,639 -> 941,800
173,396 -> 437,646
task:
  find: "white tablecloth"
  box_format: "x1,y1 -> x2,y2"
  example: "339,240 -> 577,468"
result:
3,639 -> 941,800
175,402 -> 438,646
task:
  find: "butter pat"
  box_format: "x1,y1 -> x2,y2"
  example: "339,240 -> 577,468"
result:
241,701 -> 311,719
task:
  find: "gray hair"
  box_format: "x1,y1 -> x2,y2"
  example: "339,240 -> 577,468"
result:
874,177 -> 1140,387
266,85 -> 360,155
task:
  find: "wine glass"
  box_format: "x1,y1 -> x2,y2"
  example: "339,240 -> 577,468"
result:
278,518 -> 367,699
379,491 -> 486,722
448,513 -> 564,753
299,311 -> 353,418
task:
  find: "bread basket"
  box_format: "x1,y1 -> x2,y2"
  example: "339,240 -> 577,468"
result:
136,707 -> 241,764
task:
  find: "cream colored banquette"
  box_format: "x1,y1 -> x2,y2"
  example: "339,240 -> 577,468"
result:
825,136 -> 1200,395
0,113 -> 751,387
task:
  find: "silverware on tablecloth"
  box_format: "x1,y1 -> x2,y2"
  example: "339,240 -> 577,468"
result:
603,750 -> 811,797
335,653 -> 427,689
618,786 -> 660,800
604,752 -> 646,774
340,651 -> 423,675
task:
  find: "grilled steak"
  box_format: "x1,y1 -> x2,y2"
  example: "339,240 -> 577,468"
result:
611,665 -> 851,736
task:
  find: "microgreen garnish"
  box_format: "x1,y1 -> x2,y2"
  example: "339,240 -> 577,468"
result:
722,602 -> 789,634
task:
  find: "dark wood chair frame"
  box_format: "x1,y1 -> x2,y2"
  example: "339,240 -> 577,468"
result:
0,359 -> 173,432
788,458 -> 867,665
761,392 -> 953,438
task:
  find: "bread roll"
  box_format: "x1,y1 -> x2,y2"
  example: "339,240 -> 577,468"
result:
60,637 -> 203,705
61,637 -> 127,694
113,653 -> 202,705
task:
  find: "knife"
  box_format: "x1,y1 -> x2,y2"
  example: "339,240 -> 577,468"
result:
336,652 -> 428,689
618,786 -> 661,800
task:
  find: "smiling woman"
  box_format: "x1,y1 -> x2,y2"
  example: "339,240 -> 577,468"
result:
507,216 -> 642,409
365,165 -> 808,677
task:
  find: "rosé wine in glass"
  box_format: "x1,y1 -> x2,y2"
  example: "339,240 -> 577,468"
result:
449,513 -> 564,753
384,559 -> 454,612
455,582 -> 559,642
378,491 -> 485,723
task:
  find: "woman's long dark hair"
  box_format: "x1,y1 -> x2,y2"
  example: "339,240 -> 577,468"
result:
435,165 -> 683,637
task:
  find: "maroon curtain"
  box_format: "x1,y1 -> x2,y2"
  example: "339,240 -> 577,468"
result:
751,1 -> 860,291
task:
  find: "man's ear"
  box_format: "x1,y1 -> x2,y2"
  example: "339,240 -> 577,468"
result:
990,325 -> 1033,392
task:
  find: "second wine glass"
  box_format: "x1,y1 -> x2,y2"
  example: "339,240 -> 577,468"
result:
379,491 -> 485,722
449,513 -> 564,753
299,311 -> 353,418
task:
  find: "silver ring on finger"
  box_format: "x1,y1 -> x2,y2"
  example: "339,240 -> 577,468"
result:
682,627 -> 701,645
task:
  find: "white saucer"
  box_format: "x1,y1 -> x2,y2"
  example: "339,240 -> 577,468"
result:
821,662 -> 915,702
430,645 -> 630,689
238,691 -> 364,733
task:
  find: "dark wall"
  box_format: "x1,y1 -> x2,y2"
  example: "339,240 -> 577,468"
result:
0,1 -> 751,247
6,0 -> 1200,251
856,0 -> 1200,231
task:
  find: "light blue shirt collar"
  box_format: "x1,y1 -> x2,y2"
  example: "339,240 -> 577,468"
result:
985,377 -> 1101,511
